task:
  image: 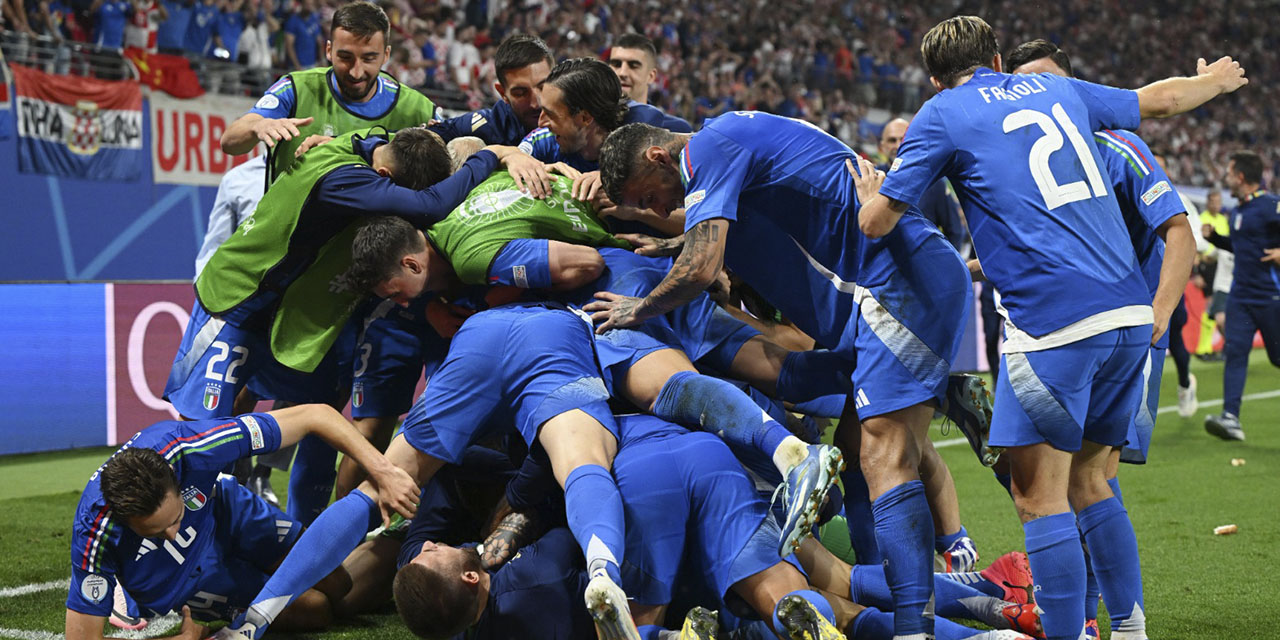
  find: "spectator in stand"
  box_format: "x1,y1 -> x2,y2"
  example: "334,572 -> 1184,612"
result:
449,23 -> 481,91
124,0 -> 165,51
211,0 -> 245,60
90,0 -> 130,49
3,0 -> 37,35
38,0 -> 89,42
283,0 -> 323,69
183,0 -> 218,56
237,0 -> 278,71
408,26 -> 437,88
155,0 -> 191,52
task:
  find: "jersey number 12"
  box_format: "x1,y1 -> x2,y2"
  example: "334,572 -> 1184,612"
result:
1003,102 -> 1108,210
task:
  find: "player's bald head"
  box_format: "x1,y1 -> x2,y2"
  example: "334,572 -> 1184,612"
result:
921,16 -> 999,88
879,118 -> 910,160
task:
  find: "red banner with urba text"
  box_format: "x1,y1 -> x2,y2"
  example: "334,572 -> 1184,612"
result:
150,92 -> 262,186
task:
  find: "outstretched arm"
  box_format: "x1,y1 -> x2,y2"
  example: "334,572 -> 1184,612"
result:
585,218 -> 728,332
270,405 -> 419,522
1136,56 -> 1248,119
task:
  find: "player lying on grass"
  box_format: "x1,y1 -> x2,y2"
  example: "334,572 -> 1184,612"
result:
214,304 -> 644,640
396,414 -> 1043,640
65,405 -> 418,640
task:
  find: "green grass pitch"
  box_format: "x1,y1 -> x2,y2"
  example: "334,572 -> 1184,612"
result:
1,351 -> 1276,639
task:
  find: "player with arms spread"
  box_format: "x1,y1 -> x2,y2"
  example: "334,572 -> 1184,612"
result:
852,16 -> 1246,640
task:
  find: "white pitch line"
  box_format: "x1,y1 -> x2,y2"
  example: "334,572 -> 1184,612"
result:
107,613 -> 181,639
935,388 -> 1280,450
1155,388 -> 1280,415
0,580 -> 67,599
0,629 -> 62,640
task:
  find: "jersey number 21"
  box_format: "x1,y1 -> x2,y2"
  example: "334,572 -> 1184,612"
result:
1003,102 -> 1108,210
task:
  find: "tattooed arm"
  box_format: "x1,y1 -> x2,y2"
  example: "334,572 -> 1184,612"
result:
585,218 -> 729,333
479,509 -> 547,571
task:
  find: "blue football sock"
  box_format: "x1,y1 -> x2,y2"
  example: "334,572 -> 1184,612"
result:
791,394 -> 847,419
1083,528 -> 1100,621
1078,497 -> 1145,633
652,371 -> 791,459
840,468 -> 881,565
233,490 -> 380,638
1024,512 -> 1086,640
849,607 -> 893,639
853,564 -> 996,622
935,525 -> 969,555
1107,476 -> 1124,506
772,589 -> 836,634
286,435 -> 339,527
871,480 -> 935,638
564,464 -> 626,582
937,570 -> 1004,599
776,350 -> 853,403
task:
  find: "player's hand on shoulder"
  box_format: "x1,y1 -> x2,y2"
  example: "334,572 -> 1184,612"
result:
570,170 -> 602,201
846,154 -> 884,205
615,232 -> 684,257
546,162 -> 582,181
498,151 -> 552,199
294,134 -> 333,157
252,116 -> 314,147
1197,56 -> 1248,94
1261,247 -> 1280,264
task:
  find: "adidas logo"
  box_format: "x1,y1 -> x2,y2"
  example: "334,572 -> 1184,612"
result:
134,539 -> 159,562
854,388 -> 871,410
275,520 -> 292,543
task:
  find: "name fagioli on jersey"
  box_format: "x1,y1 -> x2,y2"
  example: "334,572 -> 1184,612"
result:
977,77 -> 1049,104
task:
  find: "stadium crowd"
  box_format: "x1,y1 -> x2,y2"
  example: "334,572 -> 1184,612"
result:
3,0 -> 1277,187
26,0 -> 1280,638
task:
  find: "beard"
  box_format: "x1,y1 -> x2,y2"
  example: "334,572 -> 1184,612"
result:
335,74 -> 376,102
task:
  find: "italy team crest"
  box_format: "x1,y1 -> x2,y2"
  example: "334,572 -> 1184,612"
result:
182,486 -> 207,510
203,383 -> 221,411
352,382 -> 364,408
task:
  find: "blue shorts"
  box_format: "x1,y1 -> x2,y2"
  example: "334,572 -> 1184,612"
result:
488,238 -> 553,288
677,303 -> 760,373
186,476 -> 303,622
594,325 -> 680,395
165,300 -> 355,419
401,304 -> 616,464
351,309 -> 449,419
845,239 -> 972,419
990,326 -> 1150,452
613,416 -> 775,606
1119,346 -> 1165,464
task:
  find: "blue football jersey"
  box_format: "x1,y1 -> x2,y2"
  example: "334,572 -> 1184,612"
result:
67,415 -> 282,617
880,69 -> 1150,340
679,111 -> 945,350
1093,129 -> 1188,348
